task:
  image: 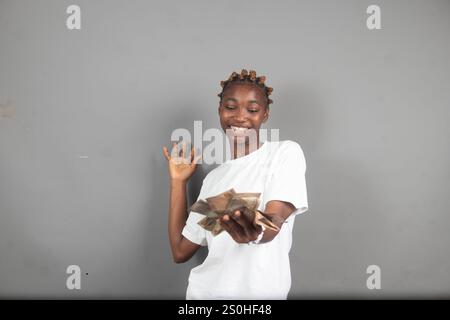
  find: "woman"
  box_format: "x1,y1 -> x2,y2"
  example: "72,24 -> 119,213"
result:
162,69 -> 309,299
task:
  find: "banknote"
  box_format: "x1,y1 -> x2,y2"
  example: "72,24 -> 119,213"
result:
190,188 -> 280,236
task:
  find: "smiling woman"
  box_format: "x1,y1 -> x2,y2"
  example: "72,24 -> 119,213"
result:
218,70 -> 272,158
162,69 -> 309,300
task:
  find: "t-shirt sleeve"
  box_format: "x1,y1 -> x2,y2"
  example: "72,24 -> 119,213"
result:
182,211 -> 207,246
264,141 -> 309,215
181,181 -> 208,247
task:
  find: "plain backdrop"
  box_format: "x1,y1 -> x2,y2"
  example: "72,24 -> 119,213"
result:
1,0 -> 449,298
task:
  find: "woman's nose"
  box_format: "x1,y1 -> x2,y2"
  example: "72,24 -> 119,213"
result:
235,108 -> 248,121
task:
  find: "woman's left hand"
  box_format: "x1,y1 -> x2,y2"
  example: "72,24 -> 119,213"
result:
219,209 -> 263,244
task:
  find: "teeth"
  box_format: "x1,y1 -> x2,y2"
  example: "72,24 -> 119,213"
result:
230,126 -> 248,131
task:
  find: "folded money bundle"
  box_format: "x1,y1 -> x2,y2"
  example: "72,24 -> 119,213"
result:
189,188 -> 281,236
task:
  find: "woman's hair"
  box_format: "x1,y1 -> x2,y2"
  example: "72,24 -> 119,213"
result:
218,69 -> 273,106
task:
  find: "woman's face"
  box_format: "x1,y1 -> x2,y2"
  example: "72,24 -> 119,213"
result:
218,82 -> 269,144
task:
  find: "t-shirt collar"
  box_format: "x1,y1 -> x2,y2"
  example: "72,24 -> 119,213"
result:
223,140 -> 268,165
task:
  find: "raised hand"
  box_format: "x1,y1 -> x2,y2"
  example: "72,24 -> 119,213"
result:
162,141 -> 202,183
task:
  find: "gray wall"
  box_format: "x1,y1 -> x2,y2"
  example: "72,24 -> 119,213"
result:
1,0 -> 449,298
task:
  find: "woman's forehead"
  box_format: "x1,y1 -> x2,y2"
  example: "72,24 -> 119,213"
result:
222,82 -> 267,101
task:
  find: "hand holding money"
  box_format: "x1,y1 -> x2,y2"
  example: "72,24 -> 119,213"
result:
189,188 -> 281,237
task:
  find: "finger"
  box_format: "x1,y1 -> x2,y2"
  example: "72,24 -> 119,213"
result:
231,210 -> 259,238
220,217 -> 240,241
239,208 -> 262,238
219,218 -> 232,235
222,214 -> 246,239
162,146 -> 171,161
231,210 -> 252,229
190,146 -> 195,163
181,141 -> 186,158
171,142 -> 178,158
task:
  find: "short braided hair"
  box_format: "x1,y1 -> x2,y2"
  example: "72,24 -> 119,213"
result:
218,69 -> 273,106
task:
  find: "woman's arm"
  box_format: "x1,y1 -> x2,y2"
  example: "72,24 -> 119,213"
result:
163,142 -> 203,263
168,179 -> 202,263
260,200 -> 296,242
219,142 -> 308,244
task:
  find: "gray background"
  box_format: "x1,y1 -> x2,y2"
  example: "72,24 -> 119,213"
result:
1,0 -> 449,298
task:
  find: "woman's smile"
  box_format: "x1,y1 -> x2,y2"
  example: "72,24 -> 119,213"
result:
228,125 -> 251,133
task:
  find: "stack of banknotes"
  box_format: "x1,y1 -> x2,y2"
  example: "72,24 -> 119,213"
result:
189,188 -> 281,236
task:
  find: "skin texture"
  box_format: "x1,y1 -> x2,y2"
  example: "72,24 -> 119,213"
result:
163,81 -> 297,263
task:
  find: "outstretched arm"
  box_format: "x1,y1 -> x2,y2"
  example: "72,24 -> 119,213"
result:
219,200 -> 295,244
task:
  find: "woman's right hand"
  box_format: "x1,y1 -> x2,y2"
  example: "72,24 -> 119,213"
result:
162,141 -> 202,183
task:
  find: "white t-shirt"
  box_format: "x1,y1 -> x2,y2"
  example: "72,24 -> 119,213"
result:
181,139 -> 309,300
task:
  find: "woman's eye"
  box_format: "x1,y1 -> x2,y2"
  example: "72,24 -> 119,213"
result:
225,105 -> 236,110
248,109 -> 258,113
